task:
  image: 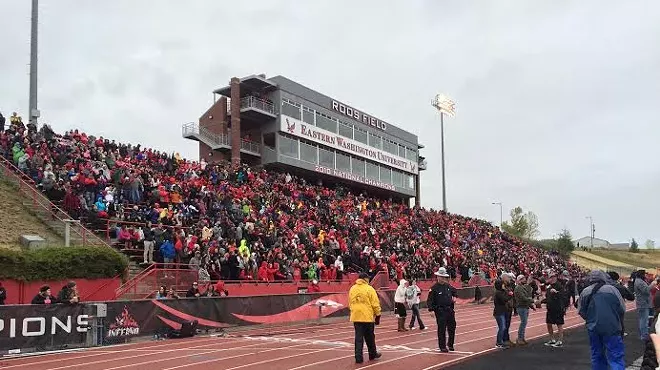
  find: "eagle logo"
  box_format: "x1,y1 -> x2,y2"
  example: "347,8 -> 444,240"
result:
286,118 -> 295,133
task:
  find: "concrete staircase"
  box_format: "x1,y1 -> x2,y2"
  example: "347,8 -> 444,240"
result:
0,155 -> 109,248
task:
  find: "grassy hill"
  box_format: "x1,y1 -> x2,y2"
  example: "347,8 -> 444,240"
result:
0,180 -> 63,249
590,249 -> 660,271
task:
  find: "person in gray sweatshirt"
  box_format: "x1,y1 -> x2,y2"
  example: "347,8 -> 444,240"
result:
514,275 -> 535,345
578,270 -> 625,370
634,269 -> 652,341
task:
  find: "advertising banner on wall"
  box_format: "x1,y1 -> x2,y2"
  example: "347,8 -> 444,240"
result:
0,286 -> 488,353
280,115 -> 418,175
0,304 -> 89,354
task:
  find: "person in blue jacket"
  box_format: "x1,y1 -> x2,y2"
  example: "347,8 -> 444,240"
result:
159,239 -> 176,268
578,270 -> 626,370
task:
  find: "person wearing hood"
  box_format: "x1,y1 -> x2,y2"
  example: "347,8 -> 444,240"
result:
578,270 -> 625,370
427,267 -> 458,352
349,272 -> 382,364
635,269 -> 652,341
394,279 -> 409,332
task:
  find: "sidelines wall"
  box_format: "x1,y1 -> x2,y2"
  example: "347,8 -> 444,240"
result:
0,285 -> 493,355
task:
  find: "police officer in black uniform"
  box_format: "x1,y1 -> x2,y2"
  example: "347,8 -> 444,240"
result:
427,267 -> 458,352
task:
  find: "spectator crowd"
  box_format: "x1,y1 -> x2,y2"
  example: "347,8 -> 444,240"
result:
0,111 -> 580,288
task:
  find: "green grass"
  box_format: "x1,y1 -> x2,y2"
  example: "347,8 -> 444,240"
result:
589,249 -> 660,270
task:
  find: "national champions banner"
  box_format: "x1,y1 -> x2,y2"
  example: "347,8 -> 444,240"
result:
0,304 -> 89,354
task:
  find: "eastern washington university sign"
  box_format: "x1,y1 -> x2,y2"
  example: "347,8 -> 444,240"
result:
281,115 -> 418,175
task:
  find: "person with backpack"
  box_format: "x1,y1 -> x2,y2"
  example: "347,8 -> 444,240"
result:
578,270 -> 625,370
406,279 -> 425,330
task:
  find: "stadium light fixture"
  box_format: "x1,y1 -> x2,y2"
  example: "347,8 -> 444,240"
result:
431,94 -> 456,212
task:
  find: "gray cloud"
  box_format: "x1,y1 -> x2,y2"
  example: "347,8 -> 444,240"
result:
1,0 -> 658,244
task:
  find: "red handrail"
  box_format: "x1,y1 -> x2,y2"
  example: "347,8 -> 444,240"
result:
114,263 -> 158,298
0,155 -> 109,248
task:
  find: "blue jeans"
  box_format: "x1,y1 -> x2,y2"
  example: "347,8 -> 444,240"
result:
495,314 -> 507,345
588,330 -> 625,370
637,308 -> 650,340
409,304 -> 425,329
517,308 -> 529,340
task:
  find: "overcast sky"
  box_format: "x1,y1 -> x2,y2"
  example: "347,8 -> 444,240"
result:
2,1 -> 658,245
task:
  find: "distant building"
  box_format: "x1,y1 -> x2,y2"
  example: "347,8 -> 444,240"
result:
574,237 -> 629,250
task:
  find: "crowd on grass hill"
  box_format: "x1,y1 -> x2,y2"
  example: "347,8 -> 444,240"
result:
0,111 -> 581,286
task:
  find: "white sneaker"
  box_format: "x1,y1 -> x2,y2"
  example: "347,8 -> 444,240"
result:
551,341 -> 563,348
544,340 -> 556,347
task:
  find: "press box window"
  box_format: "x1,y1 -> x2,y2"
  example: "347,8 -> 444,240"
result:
302,106 -> 315,125
279,134 -> 299,159
282,100 -> 301,120
336,152 -> 351,172
300,141 -> 318,164
352,157 -> 365,176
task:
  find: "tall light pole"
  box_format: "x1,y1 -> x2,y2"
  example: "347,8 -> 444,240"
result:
586,216 -> 594,249
431,94 -> 456,212
492,202 -> 503,227
29,0 -> 40,126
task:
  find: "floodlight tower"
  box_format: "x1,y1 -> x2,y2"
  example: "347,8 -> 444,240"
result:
430,94 -> 456,212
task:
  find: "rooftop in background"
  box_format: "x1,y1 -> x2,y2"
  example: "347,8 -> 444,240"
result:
574,236 -> 629,250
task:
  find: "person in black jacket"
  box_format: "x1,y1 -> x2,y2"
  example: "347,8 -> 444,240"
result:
31,285 -> 57,304
427,267 -> 457,353
640,296 -> 660,370
542,272 -> 567,347
0,282 -> 6,305
186,282 -> 201,298
493,279 -> 513,348
57,281 -> 80,304
608,271 -> 635,337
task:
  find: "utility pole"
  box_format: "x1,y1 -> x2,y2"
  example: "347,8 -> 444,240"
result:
29,0 -> 40,126
586,216 -> 594,249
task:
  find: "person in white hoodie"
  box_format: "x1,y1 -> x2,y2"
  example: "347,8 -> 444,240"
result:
394,279 -> 409,332
407,279 -> 426,330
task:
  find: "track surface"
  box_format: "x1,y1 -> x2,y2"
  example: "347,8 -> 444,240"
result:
0,303 -> 635,370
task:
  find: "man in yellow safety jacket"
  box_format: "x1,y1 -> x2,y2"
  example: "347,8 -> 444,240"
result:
349,272 -> 382,364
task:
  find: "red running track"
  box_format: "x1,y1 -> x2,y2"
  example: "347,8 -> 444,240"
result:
0,303 -> 635,370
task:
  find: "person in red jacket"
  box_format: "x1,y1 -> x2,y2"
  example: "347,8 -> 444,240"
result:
308,280 -> 321,293
257,262 -> 269,281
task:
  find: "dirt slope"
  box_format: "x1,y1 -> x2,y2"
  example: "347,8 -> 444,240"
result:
0,180 -> 63,249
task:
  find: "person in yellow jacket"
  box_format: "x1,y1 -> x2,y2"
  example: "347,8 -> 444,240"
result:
349,272 -> 382,364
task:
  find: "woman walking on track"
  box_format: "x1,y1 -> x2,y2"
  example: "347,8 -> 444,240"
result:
394,279 -> 409,332
349,272 -> 382,364
407,279 -> 426,330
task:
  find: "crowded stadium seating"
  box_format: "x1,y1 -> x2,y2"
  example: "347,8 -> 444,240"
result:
0,113 -> 580,285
